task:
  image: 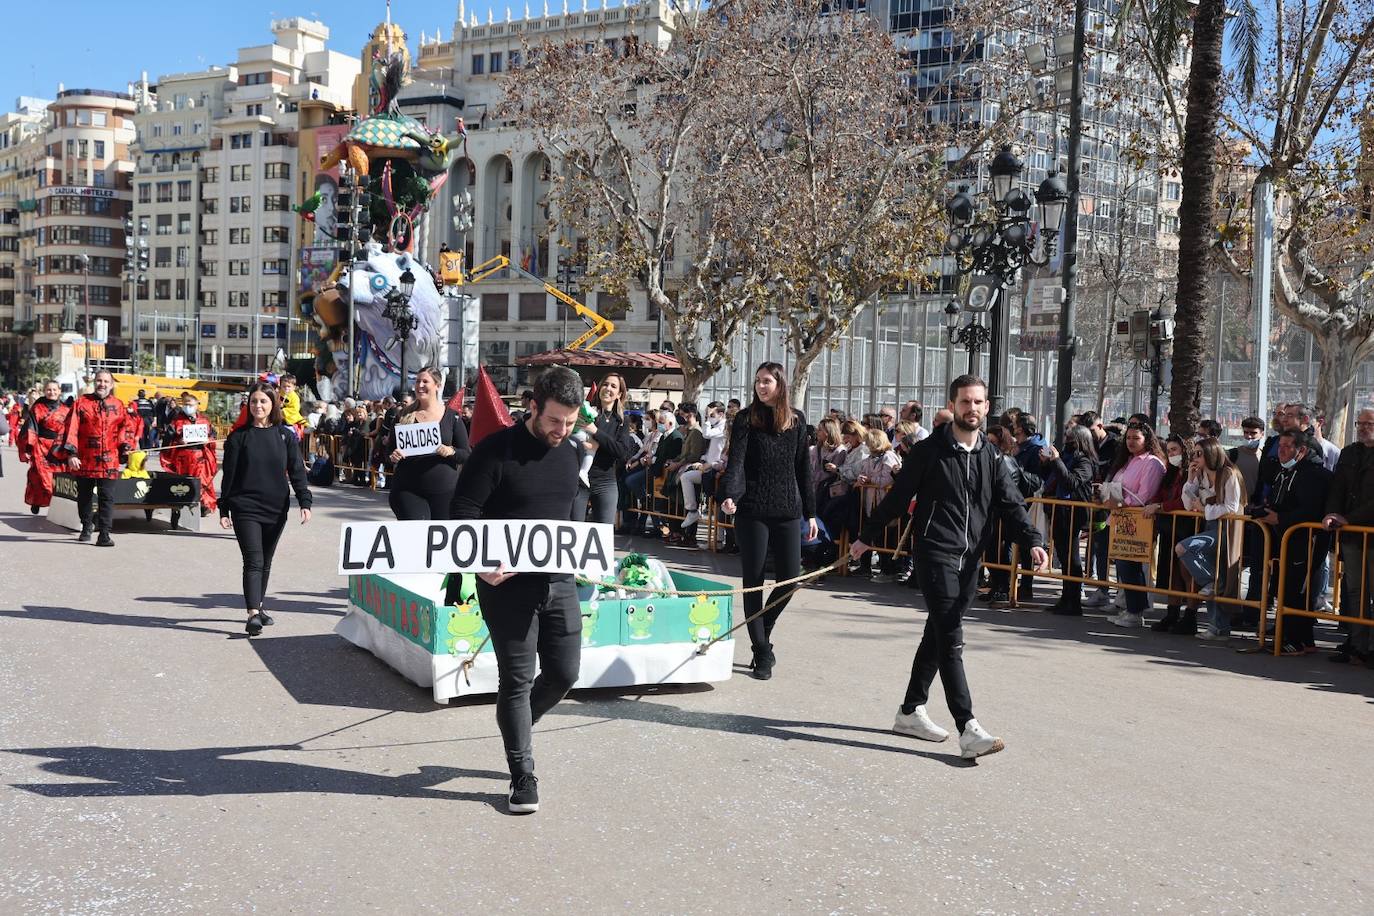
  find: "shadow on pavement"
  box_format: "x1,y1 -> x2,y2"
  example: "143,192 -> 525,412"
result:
135,590 -> 347,618
3,604 -> 241,638
249,634 -> 448,714
4,743 -> 505,806
818,581 -> 1374,702
552,694 -> 974,768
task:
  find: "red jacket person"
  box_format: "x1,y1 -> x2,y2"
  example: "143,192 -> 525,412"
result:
162,391 -> 218,519
57,369 -> 136,546
17,379 -> 71,514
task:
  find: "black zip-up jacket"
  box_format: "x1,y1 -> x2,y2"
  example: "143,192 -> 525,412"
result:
860,421 -> 1042,569
1326,441 -> 1374,526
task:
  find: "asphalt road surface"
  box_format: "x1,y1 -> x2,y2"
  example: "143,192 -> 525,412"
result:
2,464 -> 1372,914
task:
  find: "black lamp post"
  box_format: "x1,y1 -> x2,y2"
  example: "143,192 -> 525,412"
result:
555,255 -> 584,349
944,145 -> 1068,415
382,268 -> 418,397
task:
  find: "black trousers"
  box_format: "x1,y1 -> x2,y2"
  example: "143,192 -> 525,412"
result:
478,575 -> 582,778
389,487 -> 451,521
76,477 -> 115,534
905,557 -> 979,732
572,473 -> 619,525
232,513 -> 288,613
1051,508 -> 1087,607
735,513 -> 802,651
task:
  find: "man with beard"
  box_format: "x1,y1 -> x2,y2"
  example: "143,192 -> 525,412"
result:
849,375 -> 1048,760
57,370 -> 136,545
443,366 -> 584,814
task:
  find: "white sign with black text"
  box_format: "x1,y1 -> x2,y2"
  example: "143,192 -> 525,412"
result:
393,420 -> 443,457
338,520 -> 615,577
180,425 -> 209,445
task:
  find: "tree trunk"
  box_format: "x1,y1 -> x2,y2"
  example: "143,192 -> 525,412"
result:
1167,0 -> 1226,439
1097,286 -> 1118,416
1313,331 -> 1373,446
788,342 -> 825,414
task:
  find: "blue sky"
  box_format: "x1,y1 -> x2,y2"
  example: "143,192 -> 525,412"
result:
2,1 -> 509,105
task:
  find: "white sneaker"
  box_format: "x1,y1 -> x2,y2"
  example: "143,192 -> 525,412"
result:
1109,611 -> 1144,628
893,705 -> 949,742
959,719 -> 1005,759
682,509 -> 701,528
1082,589 -> 1111,608
1113,590 -> 1127,609
1197,629 -> 1230,641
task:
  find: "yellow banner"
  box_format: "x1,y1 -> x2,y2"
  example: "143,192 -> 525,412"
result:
1109,510 -> 1155,563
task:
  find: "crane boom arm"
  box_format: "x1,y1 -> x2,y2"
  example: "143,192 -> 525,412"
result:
461,255 -> 615,350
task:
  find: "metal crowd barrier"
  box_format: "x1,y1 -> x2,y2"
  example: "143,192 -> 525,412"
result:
1273,522 -> 1374,656
636,472 -> 688,534
310,432 -> 376,489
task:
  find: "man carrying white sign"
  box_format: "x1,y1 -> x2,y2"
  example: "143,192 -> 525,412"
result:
446,365 -> 587,815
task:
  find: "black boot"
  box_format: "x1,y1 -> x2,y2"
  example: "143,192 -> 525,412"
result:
30,505 -> 40,515
77,525 -> 92,543
1170,607 -> 1198,635
1152,605 -> 1180,632
95,531 -> 114,547
750,643 -> 775,680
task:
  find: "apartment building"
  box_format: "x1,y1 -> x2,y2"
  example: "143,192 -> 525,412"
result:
129,18 -> 358,376
0,98 -> 51,381
5,89 -> 138,370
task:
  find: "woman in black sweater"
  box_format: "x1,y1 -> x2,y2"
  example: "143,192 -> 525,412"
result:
385,367 -> 471,520
572,371 -> 638,525
720,362 -> 817,679
219,382 -> 313,636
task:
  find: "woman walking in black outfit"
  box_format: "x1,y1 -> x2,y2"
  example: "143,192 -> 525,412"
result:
386,367 -> 471,520
572,371 -> 637,525
219,383 -> 313,636
720,362 -> 817,679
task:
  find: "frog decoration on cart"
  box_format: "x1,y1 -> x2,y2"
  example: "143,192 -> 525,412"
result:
626,604 -> 655,640
445,573 -> 487,656
687,595 -> 722,644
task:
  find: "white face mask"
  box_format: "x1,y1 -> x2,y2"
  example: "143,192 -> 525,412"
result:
1241,437 -> 1262,449
1168,454 -> 1183,468
183,405 -> 197,417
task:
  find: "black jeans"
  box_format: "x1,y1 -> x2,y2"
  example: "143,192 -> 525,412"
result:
572,473 -> 619,525
1051,508 -> 1087,607
232,513 -> 288,613
478,574 -> 581,778
735,513 -> 802,651
904,557 -> 979,732
76,477 -> 115,534
389,487 -> 451,521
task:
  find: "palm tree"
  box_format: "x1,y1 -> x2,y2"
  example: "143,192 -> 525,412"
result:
1166,0 -> 1228,437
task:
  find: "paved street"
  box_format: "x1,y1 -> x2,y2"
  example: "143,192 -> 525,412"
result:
2,465 -> 1372,914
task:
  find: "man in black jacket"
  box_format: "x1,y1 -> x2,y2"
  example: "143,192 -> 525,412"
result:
851,375 -> 1047,760
1256,429 -> 1333,654
1323,409 -> 1374,664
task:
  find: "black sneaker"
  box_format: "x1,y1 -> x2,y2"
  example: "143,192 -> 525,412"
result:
77,526 -> 92,543
259,611 -> 275,627
749,644 -> 775,680
95,532 -> 114,547
508,774 -> 540,813
988,590 -> 1009,605
245,614 -> 265,637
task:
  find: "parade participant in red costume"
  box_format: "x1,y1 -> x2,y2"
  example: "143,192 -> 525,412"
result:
17,380 -> 71,515
124,400 -> 145,450
6,397 -> 22,446
163,391 -> 218,522
57,369 -> 136,546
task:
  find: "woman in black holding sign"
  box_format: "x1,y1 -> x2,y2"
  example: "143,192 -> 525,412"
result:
387,366 -> 471,520
219,382 -> 312,636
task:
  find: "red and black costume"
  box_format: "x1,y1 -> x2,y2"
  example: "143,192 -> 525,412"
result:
163,410 -> 218,514
58,392 -> 137,539
6,402 -> 22,446
17,397 -> 71,510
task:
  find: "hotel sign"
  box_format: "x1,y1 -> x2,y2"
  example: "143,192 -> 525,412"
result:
42,187 -> 117,200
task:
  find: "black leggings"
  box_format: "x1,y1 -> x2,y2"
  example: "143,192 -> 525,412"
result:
232,514 -> 287,614
735,514 -> 802,651
389,487 -> 451,521
477,575 -> 582,778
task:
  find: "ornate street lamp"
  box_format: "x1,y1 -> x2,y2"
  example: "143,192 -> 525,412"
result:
383,267 -> 419,397
943,145 -> 1067,413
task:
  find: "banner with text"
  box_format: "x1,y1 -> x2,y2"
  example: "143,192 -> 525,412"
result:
338,520 -> 615,577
